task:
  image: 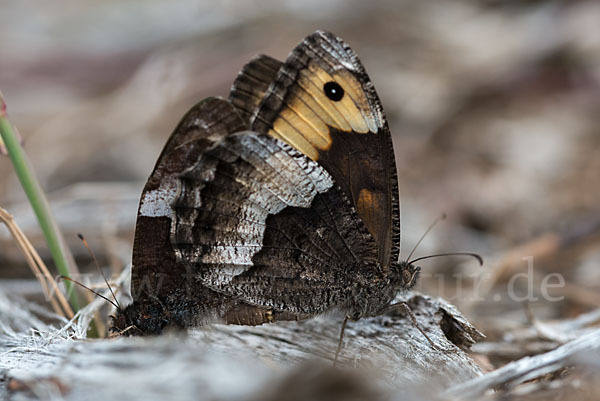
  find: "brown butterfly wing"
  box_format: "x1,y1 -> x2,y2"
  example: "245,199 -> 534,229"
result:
127,31 -> 401,333
230,31 -> 400,271
129,97 -> 379,328
131,97 -> 247,301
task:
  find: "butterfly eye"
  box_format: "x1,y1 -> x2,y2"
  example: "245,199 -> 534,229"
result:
323,81 -> 344,101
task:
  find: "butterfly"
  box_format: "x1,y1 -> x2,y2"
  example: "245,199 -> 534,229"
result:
111,31 -> 423,338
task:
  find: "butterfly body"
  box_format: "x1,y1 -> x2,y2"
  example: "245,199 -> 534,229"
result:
114,253 -> 418,334
112,31 -> 420,335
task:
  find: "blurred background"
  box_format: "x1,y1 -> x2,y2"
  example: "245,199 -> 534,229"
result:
1,0 -> 600,368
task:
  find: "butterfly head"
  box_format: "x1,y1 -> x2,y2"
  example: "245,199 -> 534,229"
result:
110,301 -> 168,336
391,261 -> 421,291
347,260 -> 421,320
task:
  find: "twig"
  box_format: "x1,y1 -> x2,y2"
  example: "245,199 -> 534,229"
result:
444,329 -> 600,400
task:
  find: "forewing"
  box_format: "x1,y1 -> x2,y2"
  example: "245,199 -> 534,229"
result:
236,31 -> 400,270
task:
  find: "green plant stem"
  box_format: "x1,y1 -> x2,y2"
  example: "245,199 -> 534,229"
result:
0,95 -> 81,312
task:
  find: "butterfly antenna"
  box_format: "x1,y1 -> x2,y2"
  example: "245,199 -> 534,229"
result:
408,252 -> 483,266
59,276 -> 119,310
405,213 -> 447,262
78,233 -> 121,310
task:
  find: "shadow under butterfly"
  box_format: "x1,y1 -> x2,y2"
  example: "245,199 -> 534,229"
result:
110,31 -> 482,362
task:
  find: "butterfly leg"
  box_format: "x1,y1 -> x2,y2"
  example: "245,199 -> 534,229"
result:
333,316 -> 349,367
109,324 -> 142,337
384,302 -> 439,350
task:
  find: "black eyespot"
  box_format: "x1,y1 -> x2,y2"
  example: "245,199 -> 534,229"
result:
323,81 -> 344,101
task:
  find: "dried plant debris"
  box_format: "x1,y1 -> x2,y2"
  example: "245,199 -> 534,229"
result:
471,307 -> 600,365
445,329 -> 600,401
1,289 -> 482,401
4,280 -> 599,401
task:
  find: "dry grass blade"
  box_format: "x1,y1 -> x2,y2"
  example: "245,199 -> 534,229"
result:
0,206 -> 73,319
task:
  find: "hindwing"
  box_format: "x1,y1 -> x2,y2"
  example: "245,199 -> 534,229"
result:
131,97 -> 380,323
170,124 -> 379,315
